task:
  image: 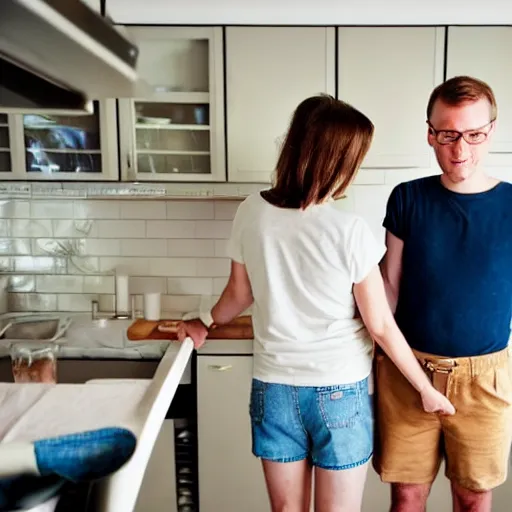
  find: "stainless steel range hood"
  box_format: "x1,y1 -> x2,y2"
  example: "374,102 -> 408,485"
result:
0,0 -> 140,114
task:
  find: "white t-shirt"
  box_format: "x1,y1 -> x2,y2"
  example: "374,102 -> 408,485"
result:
227,193 -> 386,386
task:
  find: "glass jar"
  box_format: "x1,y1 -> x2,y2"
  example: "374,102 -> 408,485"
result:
10,343 -> 58,384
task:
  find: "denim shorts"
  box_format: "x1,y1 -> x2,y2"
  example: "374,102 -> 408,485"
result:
249,377 -> 373,470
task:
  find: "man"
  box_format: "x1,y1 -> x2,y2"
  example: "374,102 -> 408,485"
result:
374,75 -> 512,512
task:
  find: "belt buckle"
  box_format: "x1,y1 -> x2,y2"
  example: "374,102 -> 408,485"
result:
424,359 -> 455,374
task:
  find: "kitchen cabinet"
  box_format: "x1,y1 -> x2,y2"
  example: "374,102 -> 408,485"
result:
197,354 -> 269,511
226,27 -> 335,183
0,102 -> 118,181
0,113 -> 16,179
337,27 -> 445,169
118,27 -> 225,182
135,419 -> 178,512
446,27 -> 512,159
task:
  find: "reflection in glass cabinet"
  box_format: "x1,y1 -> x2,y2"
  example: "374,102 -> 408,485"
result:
0,102 -> 118,180
119,27 -> 225,182
135,102 -> 210,175
24,105 -> 101,174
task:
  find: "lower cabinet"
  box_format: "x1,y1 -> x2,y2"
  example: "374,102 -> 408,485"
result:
197,355 -> 269,511
135,420 -> 177,512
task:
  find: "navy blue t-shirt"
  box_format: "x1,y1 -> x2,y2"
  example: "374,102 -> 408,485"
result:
383,175 -> 512,357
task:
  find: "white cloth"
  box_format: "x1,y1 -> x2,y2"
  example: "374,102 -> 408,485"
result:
228,193 -> 385,386
0,381 -> 150,444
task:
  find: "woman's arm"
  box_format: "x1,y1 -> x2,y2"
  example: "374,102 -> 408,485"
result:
353,266 -> 455,415
211,261 -> 254,325
178,261 -> 253,348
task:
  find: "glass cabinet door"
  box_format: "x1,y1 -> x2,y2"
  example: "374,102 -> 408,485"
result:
119,27 -> 225,182
24,108 -> 102,174
21,100 -> 118,180
0,114 -> 13,178
1,101 -> 118,181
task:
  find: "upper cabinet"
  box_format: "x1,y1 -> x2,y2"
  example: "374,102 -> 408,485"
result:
446,27 -> 512,156
0,102 -> 118,181
337,27 -> 445,169
226,27 -> 335,183
0,114 -> 14,180
118,27 -> 225,182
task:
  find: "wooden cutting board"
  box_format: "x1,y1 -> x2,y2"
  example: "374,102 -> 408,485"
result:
127,315 -> 253,341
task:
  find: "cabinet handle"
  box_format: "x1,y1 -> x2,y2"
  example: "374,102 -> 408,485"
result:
208,364 -> 233,372
126,153 -> 132,169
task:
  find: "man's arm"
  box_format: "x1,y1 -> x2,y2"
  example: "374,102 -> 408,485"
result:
380,230 -> 404,314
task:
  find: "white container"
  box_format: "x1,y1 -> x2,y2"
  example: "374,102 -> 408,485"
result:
115,274 -> 130,316
144,292 -> 161,321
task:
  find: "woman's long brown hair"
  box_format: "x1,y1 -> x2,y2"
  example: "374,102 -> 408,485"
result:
268,94 -> 374,209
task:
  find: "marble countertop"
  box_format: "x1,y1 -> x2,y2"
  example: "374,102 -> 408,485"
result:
0,312 -> 255,360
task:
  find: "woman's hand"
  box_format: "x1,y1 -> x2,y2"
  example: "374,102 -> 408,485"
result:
177,319 -> 209,350
420,386 -> 456,415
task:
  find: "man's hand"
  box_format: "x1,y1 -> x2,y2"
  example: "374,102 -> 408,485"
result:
177,319 -> 209,350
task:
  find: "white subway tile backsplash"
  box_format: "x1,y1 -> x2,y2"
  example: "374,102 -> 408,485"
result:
53,219 -> 97,238
9,293 -> 57,312
67,257 -> 101,275
0,200 -> 30,219
98,220 -> 145,238
9,275 -> 35,293
14,256 -> 60,273
98,294 -> 115,313
214,201 -> 241,220
166,201 -> 214,219
1,188 -> 409,315
57,293 -> 97,312
99,257 -> 149,275
146,258 -> 196,277
167,239 -> 215,257
161,295 -> 201,312
167,277 -> 213,295
121,239 -> 167,257
12,219 -> 52,238
74,201 -> 120,219
120,201 -> 166,220
31,201 -> 74,219
32,238 -> 84,257
0,220 -> 9,237
129,277 -> 167,294
195,221 -> 232,239
196,258 -> 231,277
83,275 -> 115,294
214,240 -> 229,257
213,277 -> 228,295
0,238 -> 31,255
36,275 -> 83,293
147,220 -> 195,239
0,257 -> 12,271
81,239 -> 121,256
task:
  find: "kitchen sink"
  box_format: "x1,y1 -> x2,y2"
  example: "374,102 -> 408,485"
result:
0,314 -> 72,342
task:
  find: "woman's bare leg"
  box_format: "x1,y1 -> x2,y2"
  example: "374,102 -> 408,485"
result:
262,459 -> 313,512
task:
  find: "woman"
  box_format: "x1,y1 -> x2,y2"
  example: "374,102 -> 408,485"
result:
177,95 -> 454,512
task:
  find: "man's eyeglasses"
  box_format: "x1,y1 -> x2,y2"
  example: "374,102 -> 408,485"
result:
427,120 -> 495,145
